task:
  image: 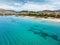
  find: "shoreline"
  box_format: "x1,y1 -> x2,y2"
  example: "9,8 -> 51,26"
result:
0,15 -> 60,23
18,16 -> 60,23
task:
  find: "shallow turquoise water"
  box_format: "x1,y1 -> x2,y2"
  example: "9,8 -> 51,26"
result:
0,16 -> 60,45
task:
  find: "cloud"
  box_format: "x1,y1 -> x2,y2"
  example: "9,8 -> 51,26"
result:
0,2 -> 56,11
14,3 -> 22,6
0,3 -> 20,11
46,0 -> 60,5
0,4 -> 14,10
20,0 -> 60,11
19,2 -> 56,11
0,0 -> 60,11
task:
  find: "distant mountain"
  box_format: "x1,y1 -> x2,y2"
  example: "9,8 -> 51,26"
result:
0,9 -> 60,16
37,10 -> 60,15
0,9 -> 17,15
54,10 -> 60,12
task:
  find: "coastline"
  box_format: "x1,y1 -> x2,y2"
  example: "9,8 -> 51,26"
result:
0,15 -> 60,23
18,16 -> 60,23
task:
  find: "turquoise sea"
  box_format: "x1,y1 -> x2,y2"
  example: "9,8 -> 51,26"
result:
0,16 -> 60,45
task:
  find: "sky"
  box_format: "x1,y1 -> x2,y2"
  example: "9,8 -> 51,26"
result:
0,0 -> 60,11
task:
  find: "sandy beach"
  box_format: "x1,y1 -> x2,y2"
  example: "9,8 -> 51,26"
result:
19,16 -> 60,23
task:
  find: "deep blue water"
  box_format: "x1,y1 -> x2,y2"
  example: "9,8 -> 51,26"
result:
0,16 -> 60,45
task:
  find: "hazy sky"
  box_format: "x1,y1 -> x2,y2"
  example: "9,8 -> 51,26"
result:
0,0 -> 60,11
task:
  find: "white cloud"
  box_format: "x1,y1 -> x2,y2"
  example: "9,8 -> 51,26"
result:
14,3 -> 22,6
0,3 -> 56,11
20,0 -> 60,11
20,2 -> 55,11
0,4 -> 14,10
0,0 -> 60,11
0,4 -> 21,11
46,0 -> 60,5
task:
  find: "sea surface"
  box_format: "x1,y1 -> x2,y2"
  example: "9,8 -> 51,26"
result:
0,16 -> 60,45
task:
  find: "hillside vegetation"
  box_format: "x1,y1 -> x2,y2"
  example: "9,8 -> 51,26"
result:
0,9 -> 60,18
